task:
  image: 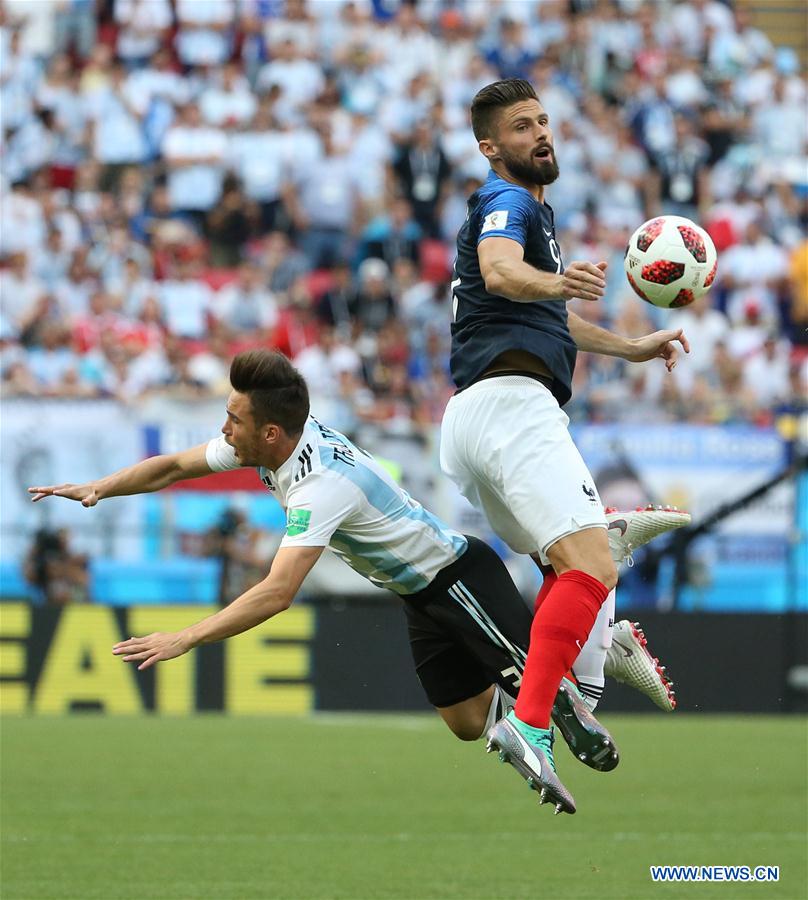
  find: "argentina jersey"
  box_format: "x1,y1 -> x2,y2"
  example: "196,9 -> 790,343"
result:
206,417 -> 468,595
450,170 -> 577,405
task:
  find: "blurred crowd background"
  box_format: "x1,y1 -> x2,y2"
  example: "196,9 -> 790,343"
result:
1,0 -> 806,433
1,0 -> 806,609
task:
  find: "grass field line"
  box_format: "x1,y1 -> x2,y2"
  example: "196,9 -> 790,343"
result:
4,831 -> 805,845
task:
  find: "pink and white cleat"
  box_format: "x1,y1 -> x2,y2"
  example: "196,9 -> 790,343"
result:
604,620 -> 676,712
605,504 -> 691,567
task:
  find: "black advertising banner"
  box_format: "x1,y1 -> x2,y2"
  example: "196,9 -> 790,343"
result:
0,602 -> 805,714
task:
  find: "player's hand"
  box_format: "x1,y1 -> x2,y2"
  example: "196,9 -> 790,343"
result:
624,328 -> 690,371
27,482 -> 101,506
559,261 -> 607,302
112,632 -> 192,670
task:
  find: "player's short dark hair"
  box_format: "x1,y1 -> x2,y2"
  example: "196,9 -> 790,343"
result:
229,350 -> 309,436
470,79 -> 539,141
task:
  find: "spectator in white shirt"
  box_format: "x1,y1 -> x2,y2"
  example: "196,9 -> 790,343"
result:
742,335 -> 792,408
228,106 -> 290,230
282,125 -> 364,268
53,250 -> 96,322
0,180 -> 46,257
115,0 -> 172,67
346,110 -> 393,206
33,228 -> 71,291
187,331 -> 232,394
0,251 -> 47,335
89,64 -> 148,181
264,0 -> 320,55
200,62 -> 257,127
5,0 -> 58,60
106,257 -> 155,319
174,0 -> 234,69
669,0 -> 734,60
721,220 -> 790,324
162,102 -> 228,219
53,0 -> 96,61
159,259 -> 213,340
27,320 -> 79,391
377,4 -> 440,83
256,38 -> 325,119
128,47 -> 191,111
1,28 -> 40,131
35,53 -> 81,136
753,75 -> 808,161
667,293 -> 731,375
4,109 -> 57,183
337,44 -> 386,116
293,325 -> 362,400
212,260 -> 279,341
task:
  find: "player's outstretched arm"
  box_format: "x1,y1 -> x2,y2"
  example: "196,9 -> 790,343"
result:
112,546 -> 324,670
567,312 -> 690,372
27,443 -> 214,506
479,237 -> 607,303
622,328 -> 691,371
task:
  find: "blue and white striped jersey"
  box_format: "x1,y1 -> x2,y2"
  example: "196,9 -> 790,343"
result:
206,416 -> 468,595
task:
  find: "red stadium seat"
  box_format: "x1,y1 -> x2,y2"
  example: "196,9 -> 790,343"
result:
202,268 -> 240,290
419,239 -> 451,284
305,269 -> 336,301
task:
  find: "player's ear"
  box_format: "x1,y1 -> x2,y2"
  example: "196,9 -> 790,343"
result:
478,139 -> 497,162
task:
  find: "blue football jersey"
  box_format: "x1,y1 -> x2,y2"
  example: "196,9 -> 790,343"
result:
450,170 -> 577,405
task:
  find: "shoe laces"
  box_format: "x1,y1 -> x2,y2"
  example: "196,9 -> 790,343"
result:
619,542 -> 635,567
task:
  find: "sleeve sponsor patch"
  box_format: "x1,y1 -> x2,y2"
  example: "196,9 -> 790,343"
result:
286,508 -> 312,536
481,210 -> 508,234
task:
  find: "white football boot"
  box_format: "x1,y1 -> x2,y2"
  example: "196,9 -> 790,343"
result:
606,504 -> 691,567
603,505 -> 689,712
605,620 -> 676,711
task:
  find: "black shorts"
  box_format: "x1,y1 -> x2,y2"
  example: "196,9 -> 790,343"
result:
402,536 -> 533,708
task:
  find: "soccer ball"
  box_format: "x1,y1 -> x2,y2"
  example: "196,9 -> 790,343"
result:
623,215 -> 718,308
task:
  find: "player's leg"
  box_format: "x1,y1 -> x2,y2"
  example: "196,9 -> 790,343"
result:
602,505 -> 690,710
513,525 -> 615,732
605,619 -> 677,711
436,684 -> 515,741
440,381 -> 616,810
533,552 -> 613,710
413,537 -> 618,780
569,588 -> 614,709
556,506 -> 689,710
403,593 -> 499,740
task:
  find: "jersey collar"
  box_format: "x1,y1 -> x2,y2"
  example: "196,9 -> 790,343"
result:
266,417 -> 315,489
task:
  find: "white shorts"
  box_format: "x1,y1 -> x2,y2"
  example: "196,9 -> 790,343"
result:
440,375 -> 606,565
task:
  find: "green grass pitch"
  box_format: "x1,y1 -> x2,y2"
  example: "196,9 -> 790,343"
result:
1,714 -> 806,900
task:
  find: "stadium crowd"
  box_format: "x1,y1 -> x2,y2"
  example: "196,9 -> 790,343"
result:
1,0 -> 806,435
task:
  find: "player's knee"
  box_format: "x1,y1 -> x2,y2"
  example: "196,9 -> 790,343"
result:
594,559 -> 618,592
450,720 -> 486,742
441,712 -> 486,741
571,556 -> 618,592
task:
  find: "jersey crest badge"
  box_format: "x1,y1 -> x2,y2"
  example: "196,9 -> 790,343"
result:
481,210 -> 508,233
286,508 -> 312,536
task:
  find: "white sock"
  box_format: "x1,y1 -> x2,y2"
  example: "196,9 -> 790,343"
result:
572,588 -> 616,711
481,684 -> 518,737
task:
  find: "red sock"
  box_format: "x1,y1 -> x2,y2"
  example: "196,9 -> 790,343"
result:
533,571 -> 557,614
515,570 -> 610,729
536,574 -> 577,687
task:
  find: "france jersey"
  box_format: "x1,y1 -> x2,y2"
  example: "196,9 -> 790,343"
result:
206,416 -> 468,595
451,170 -> 577,406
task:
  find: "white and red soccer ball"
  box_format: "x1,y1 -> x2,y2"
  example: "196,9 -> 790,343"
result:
623,215 -> 718,309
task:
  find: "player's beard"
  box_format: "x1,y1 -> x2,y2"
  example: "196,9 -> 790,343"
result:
229,436 -> 259,467
499,146 -> 560,188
